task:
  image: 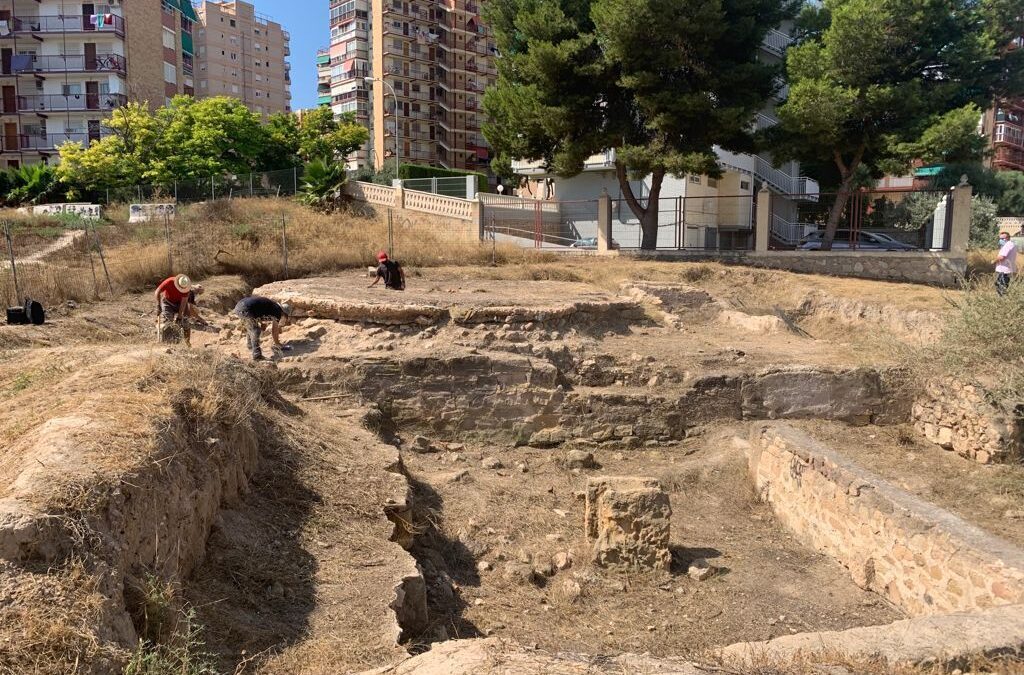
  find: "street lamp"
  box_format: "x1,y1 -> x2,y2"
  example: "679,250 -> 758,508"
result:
365,76 -> 400,177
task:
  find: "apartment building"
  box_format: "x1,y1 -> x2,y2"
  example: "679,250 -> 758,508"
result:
0,0 -> 196,168
982,100 -> 1024,173
317,0 -> 371,169
194,0 -> 292,117
318,0 -> 494,172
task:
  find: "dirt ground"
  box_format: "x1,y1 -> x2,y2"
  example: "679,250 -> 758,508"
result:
1,261 -> 1011,674
398,425 -> 902,659
791,420 -> 1024,549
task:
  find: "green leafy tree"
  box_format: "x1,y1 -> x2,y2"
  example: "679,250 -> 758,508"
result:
260,112 -> 301,170
298,107 -> 369,163
995,171 -> 1024,216
894,104 -> 989,166
483,0 -> 796,249
774,0 -> 1024,249
148,96 -> 268,183
56,97 -> 306,197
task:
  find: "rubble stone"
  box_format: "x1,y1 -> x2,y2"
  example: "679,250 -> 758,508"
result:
584,476 -> 672,571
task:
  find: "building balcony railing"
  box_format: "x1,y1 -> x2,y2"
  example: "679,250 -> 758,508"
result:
2,53 -> 127,76
1,130 -> 112,152
4,92 -> 127,114
6,15 -> 126,38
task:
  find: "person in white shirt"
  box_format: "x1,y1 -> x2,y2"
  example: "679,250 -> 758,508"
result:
994,231 -> 1018,296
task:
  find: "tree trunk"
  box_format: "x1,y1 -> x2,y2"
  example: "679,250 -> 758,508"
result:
615,162 -> 665,251
821,149 -> 864,251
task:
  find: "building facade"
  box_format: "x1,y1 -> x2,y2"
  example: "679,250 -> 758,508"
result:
319,0 -> 495,172
983,100 -> 1024,173
0,0 -> 199,168
317,0 -> 371,169
194,0 -> 292,117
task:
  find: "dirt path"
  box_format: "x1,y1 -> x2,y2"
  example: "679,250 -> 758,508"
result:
1,229 -> 85,268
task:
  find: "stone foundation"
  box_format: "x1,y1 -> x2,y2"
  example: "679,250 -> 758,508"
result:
585,477 -> 672,571
913,378 -> 1022,464
747,424 -> 1024,616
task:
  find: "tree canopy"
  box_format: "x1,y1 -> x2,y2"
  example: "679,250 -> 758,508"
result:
772,0 -> 1024,248
483,0 -> 797,248
55,97 -> 369,199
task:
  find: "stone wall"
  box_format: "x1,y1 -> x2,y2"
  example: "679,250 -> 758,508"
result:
621,250 -> 966,287
284,354 -> 912,444
748,424 -> 1024,616
912,379 -> 1022,464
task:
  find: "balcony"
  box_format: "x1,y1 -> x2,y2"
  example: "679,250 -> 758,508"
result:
4,92 -> 127,114
761,28 -> 792,57
2,53 -> 127,76
8,15 -> 126,38
1,130 -> 112,152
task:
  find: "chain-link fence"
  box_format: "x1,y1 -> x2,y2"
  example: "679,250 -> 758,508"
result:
1,210 -> 293,308
97,167 -> 305,205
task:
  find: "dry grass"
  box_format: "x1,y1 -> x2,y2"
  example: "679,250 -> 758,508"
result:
2,197 -> 551,307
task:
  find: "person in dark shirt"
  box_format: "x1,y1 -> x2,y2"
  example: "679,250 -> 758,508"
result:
368,251 -> 405,291
232,295 -> 292,361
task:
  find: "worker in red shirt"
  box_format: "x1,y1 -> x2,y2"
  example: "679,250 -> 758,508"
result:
155,274 -> 193,344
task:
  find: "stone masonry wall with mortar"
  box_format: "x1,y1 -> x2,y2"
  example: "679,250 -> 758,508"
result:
913,379 -> 1022,464
628,251 -> 965,287
748,424 -> 1024,616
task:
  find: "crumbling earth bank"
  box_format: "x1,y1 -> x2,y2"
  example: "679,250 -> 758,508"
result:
0,350 -> 421,674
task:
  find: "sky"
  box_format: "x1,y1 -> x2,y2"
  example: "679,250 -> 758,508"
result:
251,0 -> 325,111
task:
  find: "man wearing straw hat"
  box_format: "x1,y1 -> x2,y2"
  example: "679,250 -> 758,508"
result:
155,273 -> 193,344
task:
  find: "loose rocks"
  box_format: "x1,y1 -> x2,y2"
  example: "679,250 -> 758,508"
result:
565,450 -> 598,470
687,558 -> 717,581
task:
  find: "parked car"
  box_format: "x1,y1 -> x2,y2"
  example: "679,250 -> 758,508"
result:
799,230 -> 917,251
570,237 -> 620,250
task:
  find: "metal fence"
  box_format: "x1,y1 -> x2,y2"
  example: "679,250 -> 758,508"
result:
0,211 -> 292,309
610,192 -> 757,251
766,187 -> 954,251
481,196 -> 600,249
99,167 -> 305,205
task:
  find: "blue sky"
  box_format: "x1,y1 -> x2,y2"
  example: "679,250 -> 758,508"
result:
254,0 -> 325,110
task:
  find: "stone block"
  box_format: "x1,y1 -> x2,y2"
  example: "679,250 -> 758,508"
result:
584,476 -> 672,571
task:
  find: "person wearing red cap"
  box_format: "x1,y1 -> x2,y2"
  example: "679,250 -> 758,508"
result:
368,250 -> 405,291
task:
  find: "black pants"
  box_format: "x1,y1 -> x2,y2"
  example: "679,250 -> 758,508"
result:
996,272 -> 1012,297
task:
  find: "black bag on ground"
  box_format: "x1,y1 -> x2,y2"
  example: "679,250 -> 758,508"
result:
6,306 -> 28,325
23,298 -> 44,325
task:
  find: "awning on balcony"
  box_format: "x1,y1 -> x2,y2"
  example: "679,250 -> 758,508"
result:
181,31 -> 194,55
913,165 -> 943,177
173,0 -> 199,22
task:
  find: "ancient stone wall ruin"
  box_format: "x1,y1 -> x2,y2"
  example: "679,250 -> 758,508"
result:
747,424 -> 1024,616
912,379 -> 1022,464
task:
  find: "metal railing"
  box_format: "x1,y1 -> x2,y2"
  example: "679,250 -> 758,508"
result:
1,131 -> 113,152
6,93 -> 127,114
3,53 -> 126,75
761,28 -> 793,56
10,15 -> 126,36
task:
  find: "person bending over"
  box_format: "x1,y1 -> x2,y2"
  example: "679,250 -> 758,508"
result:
368,250 -> 405,291
233,295 -> 292,361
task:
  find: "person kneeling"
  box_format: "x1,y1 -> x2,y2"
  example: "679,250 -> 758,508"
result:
155,274 -> 193,345
233,295 -> 292,361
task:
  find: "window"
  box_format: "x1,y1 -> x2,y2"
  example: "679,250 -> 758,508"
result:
200,80 -> 208,88
62,83 -> 82,96
199,46 -> 206,56
230,19 -> 236,27
689,175 -> 701,184
740,180 -> 750,191
164,61 -> 177,84
232,84 -> 239,93
707,177 -> 718,188
231,53 -> 238,60
162,28 -> 175,49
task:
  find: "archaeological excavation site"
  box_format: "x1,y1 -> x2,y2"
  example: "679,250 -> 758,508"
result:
1,260 -> 1023,674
